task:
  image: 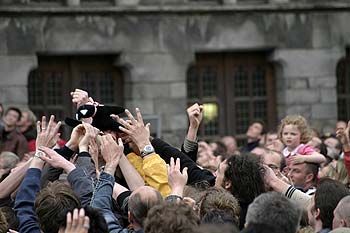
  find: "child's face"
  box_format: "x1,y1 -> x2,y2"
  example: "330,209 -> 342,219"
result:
282,124 -> 301,149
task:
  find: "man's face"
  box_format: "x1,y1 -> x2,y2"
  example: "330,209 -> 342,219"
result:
221,137 -> 237,154
3,110 -> 20,127
308,196 -> 316,228
336,121 -> 347,132
17,111 -> 30,127
288,163 -> 311,189
246,123 -> 263,140
332,202 -> 343,229
324,137 -> 339,149
265,133 -> 278,146
251,147 -> 265,157
214,160 -> 228,188
263,151 -> 282,173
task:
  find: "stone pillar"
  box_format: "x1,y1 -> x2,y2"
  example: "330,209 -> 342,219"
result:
0,55 -> 38,108
119,52 -> 193,145
270,48 -> 345,133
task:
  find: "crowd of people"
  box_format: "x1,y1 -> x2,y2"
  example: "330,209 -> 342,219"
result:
0,89 -> 350,233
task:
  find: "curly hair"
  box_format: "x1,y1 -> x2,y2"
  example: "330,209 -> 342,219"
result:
224,153 -> 265,204
197,187 -> 240,227
35,181 -> 81,233
0,209 -> 8,233
144,202 -> 200,233
278,115 -> 312,144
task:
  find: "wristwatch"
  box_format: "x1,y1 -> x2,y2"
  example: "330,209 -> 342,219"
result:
34,151 -> 45,160
141,145 -> 155,158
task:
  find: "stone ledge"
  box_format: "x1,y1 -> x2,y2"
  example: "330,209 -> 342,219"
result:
0,2 -> 350,15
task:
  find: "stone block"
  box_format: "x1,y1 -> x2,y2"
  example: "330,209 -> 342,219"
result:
287,78 -> 309,89
161,129 -> 186,148
285,89 -> 319,104
320,88 -> 337,104
0,55 -> 37,85
309,76 -> 336,89
285,105 -> 311,119
0,18 -> 10,54
130,83 -> 170,99
311,103 -> 337,119
154,98 -> 186,115
0,85 -> 28,105
311,14 -> 332,48
125,53 -> 189,83
271,49 -> 343,77
169,113 -> 187,131
124,99 -> 154,114
6,18 -> 43,54
169,82 -> 187,98
44,16 -> 163,53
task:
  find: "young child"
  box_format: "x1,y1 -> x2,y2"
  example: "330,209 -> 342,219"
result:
278,115 -> 326,168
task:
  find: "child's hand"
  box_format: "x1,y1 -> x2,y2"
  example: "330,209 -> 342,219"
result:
291,154 -> 305,164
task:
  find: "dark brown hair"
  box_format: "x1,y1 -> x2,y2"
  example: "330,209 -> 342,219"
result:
34,181 -> 81,233
144,202 -> 200,233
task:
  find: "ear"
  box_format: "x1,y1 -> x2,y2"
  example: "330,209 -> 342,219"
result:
305,173 -> 314,184
128,211 -> 133,223
315,208 -> 321,220
224,180 -> 232,190
341,219 -> 347,227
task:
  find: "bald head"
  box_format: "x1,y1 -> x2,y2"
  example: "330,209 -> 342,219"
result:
221,136 -> 237,155
128,186 -> 163,228
333,195 -> 350,229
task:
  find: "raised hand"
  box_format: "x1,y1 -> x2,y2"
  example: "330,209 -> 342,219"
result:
39,146 -> 76,174
111,108 -> 151,153
64,208 -> 90,233
336,121 -> 350,151
167,157 -> 188,197
100,135 -> 124,175
89,138 -> 101,178
187,103 -> 203,130
71,89 -> 89,108
79,123 -> 100,152
36,115 -> 61,149
290,154 -> 306,165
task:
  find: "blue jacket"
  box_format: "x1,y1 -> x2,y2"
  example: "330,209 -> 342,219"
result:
90,171 -> 143,233
14,168 -> 41,233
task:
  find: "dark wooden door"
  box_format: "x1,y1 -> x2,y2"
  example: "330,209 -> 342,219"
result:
187,52 -> 276,142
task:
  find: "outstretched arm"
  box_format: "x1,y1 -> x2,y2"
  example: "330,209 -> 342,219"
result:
90,135 -> 127,232
336,121 -> 350,178
181,103 -> 203,161
151,137 -> 215,186
15,115 -> 61,233
113,108 -> 170,197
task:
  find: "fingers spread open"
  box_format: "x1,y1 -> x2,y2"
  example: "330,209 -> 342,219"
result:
135,108 -> 144,125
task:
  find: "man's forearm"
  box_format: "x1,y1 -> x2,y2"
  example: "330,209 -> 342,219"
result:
119,155 -> 145,191
186,126 -> 198,142
0,159 -> 31,198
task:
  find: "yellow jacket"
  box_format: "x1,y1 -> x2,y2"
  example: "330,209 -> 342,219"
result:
127,152 -> 170,198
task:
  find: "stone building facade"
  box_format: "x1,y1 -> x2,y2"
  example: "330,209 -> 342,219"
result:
0,0 -> 349,144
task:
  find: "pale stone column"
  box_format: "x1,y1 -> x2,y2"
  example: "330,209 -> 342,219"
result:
119,52 -> 194,145
0,55 -> 38,108
270,48 -> 345,133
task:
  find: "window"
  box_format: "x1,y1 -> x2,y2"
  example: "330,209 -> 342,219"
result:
28,55 -> 123,139
187,52 -> 276,142
337,49 -> 350,121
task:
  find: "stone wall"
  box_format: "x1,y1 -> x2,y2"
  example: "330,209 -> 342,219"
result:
0,2 -> 350,143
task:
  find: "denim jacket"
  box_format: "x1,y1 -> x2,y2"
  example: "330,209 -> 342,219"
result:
90,171 -> 143,233
14,168 -> 42,233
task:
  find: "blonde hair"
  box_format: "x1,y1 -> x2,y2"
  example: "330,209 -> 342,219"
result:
278,115 -> 312,144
